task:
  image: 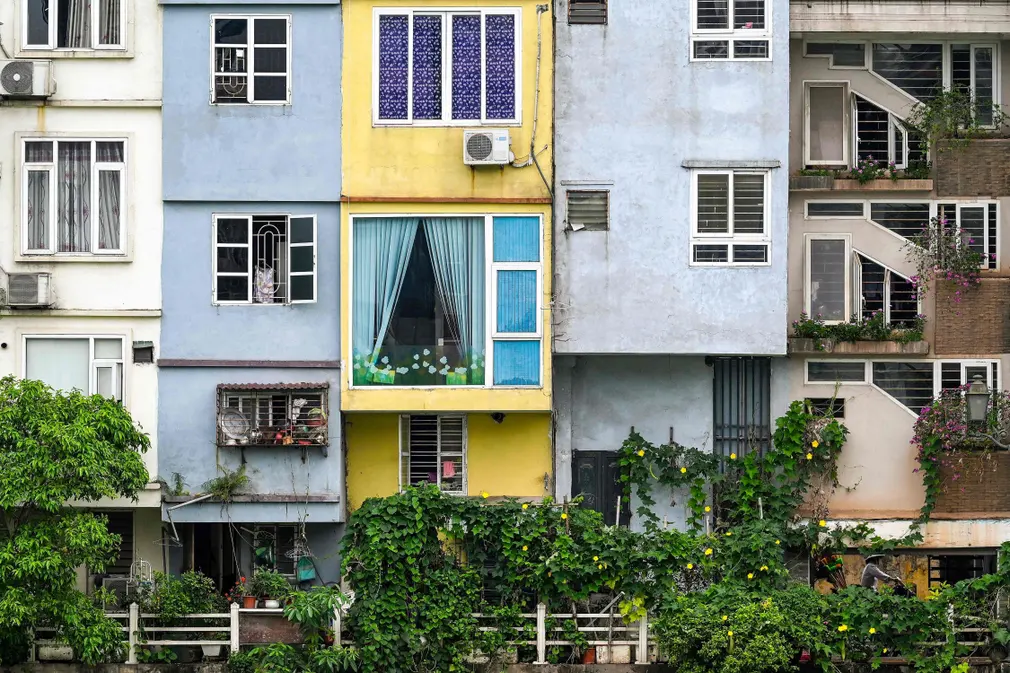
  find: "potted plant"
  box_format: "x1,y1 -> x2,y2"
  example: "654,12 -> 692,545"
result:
250,568 -> 292,608
229,576 -> 257,609
200,632 -> 227,659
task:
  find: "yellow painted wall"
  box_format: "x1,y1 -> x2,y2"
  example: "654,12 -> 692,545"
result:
341,0 -> 554,200
345,412 -> 552,511
340,201 -> 552,413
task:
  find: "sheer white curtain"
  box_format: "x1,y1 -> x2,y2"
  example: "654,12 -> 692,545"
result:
57,142 -> 91,252
99,0 -> 120,45
63,0 -> 92,47
97,141 -> 123,250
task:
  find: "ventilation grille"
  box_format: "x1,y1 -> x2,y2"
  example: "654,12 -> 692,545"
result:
1,61 -> 33,95
465,133 -> 493,161
569,0 -> 607,24
566,190 -> 610,230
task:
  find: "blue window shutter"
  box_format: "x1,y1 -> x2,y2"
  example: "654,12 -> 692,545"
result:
493,340 -> 540,385
496,270 -> 536,333
493,216 -> 539,262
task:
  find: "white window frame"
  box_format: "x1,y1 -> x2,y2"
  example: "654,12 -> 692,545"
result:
804,233 -> 851,324
852,249 -> 921,325
22,334 -> 126,402
21,138 -> 127,256
804,200 -> 866,220
689,0 -> 771,62
802,40 -> 869,70
935,359 -> 1000,396
211,214 -> 318,306
210,14 -> 292,106
398,414 -> 468,494
804,360 -> 869,385
850,92 -> 916,170
348,213 -> 544,389
22,0 -> 127,50
689,169 -> 771,267
804,81 -> 850,167
371,7 -> 523,126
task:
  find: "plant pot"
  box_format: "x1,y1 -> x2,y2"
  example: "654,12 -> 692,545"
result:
242,595 -> 258,609
201,644 -> 224,659
581,647 -> 597,664
263,598 -> 281,608
37,645 -> 74,661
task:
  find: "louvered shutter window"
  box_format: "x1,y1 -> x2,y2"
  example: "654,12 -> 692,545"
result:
401,415 -> 466,494
566,190 -> 609,230
569,0 -> 607,25
872,362 -> 935,413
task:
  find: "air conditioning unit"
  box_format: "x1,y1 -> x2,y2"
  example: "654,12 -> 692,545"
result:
463,129 -> 511,166
8,273 -> 52,307
0,60 -> 54,98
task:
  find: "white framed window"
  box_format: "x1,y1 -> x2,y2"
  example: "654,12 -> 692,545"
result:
212,214 -> 317,305
804,42 -> 867,69
852,94 -> 925,170
937,202 -> 999,270
22,139 -> 126,256
938,360 -> 999,395
373,8 -> 521,125
804,234 -> 850,322
24,335 -> 125,401
805,360 -> 868,385
399,414 -> 466,494
805,201 -> 865,219
211,15 -> 291,105
804,82 -> 849,167
23,0 -> 125,50
690,170 -> 770,266
690,0 -> 770,61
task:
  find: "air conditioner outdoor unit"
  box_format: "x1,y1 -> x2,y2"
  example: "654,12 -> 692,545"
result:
0,60 -> 54,98
463,129 -> 511,165
8,273 -> 52,307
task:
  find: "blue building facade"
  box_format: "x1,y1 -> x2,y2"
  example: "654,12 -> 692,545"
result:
159,0 -> 343,587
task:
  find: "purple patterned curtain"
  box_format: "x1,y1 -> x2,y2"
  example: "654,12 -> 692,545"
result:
412,15 -> 442,120
485,14 -> 515,120
57,142 -> 91,253
378,15 -> 409,120
452,15 -> 481,120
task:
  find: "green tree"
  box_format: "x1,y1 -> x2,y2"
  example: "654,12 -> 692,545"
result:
0,376 -> 150,664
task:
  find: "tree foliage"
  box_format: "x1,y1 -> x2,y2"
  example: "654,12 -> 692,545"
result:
0,377 -> 150,664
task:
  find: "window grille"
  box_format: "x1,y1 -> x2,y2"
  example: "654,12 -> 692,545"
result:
712,357 -> 771,460
871,362 -> 934,413
216,385 -> 328,447
400,415 -> 466,494
805,397 -> 845,418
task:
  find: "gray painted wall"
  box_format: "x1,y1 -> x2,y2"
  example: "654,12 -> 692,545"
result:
553,0 -> 790,356
162,2 -> 341,202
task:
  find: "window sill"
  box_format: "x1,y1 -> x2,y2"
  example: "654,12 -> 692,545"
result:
16,254 -> 132,263
788,337 -> 930,356
16,49 -> 133,59
372,120 -> 523,129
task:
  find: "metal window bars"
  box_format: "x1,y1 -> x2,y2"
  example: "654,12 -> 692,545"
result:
217,388 -> 328,447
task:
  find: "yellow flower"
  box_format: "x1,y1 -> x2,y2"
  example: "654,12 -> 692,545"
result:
806,453 -> 813,460
561,513 -> 568,520
869,627 -> 876,635
593,556 -> 599,562
819,520 -> 827,527
883,648 -> 888,654
481,491 -> 489,499
760,565 -> 768,571
637,449 -> 645,457
522,545 -> 528,551
729,453 -> 737,460
812,440 -> 819,448
747,573 -> 754,580
704,506 -> 711,512
725,531 -> 732,537
721,615 -> 728,622
838,624 -> 848,632
680,467 -> 688,474
686,563 -> 694,570
522,503 -> 529,510
774,540 -> 780,545
727,631 -> 733,637
598,564 -> 603,569
705,548 -> 713,556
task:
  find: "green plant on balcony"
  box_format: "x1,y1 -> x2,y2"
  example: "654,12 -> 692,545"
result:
905,88 -> 1008,151
791,311 -> 925,349
904,216 -> 988,303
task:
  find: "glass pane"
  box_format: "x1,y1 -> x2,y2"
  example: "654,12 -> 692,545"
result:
95,338 -> 123,359
216,47 -> 247,74
869,203 -> 930,240
871,44 -> 943,101
253,47 -> 286,74
98,170 -> 121,250
26,0 -> 49,45
215,74 -> 249,104
26,338 -> 90,393
734,41 -> 768,59
96,141 -> 124,162
806,43 -> 865,68
808,86 -> 845,163
217,218 -> 249,244
378,15 -> 409,120
289,246 -> 313,273
253,76 -> 287,101
485,14 -> 516,119
734,0 -> 764,29
493,340 -> 540,386
26,170 -> 50,251
25,141 -> 53,162
451,14 -> 482,120
951,44 -> 971,93
98,0 -> 122,45
733,174 -> 765,234
808,202 -> 865,218
696,174 -> 729,233
872,362 -> 934,413
216,276 -> 249,301
693,244 -> 729,263
253,18 -> 287,44
496,270 -> 537,333
854,95 -> 889,163
697,0 -> 729,29
290,275 -> 314,302
733,244 -> 767,263
96,367 -> 113,399
289,216 -> 313,244
217,247 -> 248,273
215,18 -> 248,45
57,142 -> 91,253
807,361 -> 866,383
412,15 -> 443,120
960,207 -> 986,260
809,239 -> 847,321
493,217 -> 539,262
975,47 -> 994,126
693,41 -> 728,59
57,0 -> 91,47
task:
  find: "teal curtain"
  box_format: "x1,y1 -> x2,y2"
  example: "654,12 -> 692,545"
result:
352,218 -> 419,367
423,217 -> 485,373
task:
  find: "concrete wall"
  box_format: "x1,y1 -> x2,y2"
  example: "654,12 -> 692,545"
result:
161,1 -> 341,202
553,0 -> 790,356
554,355 -> 792,530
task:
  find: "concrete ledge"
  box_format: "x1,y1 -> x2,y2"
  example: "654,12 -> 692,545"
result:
830,179 -> 933,191
788,338 -> 930,355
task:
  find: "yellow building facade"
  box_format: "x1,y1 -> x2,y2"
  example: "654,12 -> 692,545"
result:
340,0 -> 554,511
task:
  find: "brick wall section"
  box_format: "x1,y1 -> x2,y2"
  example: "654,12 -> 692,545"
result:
934,278 -> 1010,355
935,139 -> 1010,197
933,451 -> 1010,514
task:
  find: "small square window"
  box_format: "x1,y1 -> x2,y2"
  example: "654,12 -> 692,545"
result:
24,0 -> 126,50
691,0 -> 770,61
212,15 -> 291,105
690,170 -> 769,266
566,190 -> 609,231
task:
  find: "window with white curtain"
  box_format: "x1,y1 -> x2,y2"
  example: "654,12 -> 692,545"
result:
24,336 -> 125,401
691,170 -> 770,266
22,139 -> 125,255
691,0 -> 770,61
23,0 -> 125,49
